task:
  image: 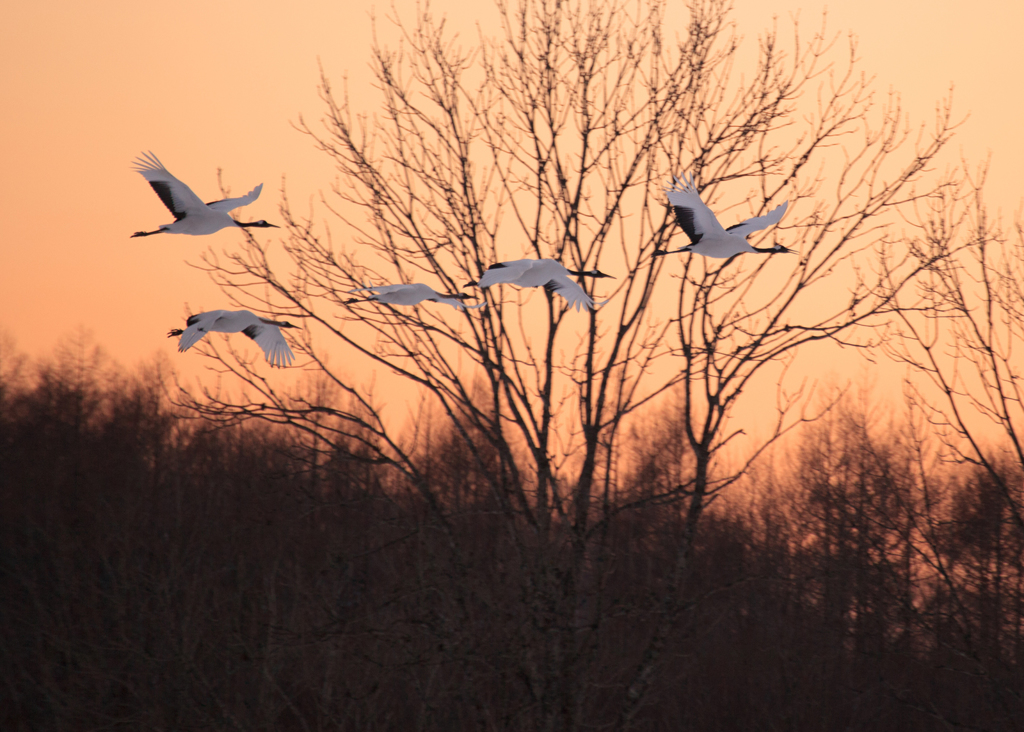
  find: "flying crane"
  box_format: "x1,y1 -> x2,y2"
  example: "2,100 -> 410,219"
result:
167,310 -> 298,368
654,173 -> 792,259
347,283 -> 486,309
465,259 -> 613,312
131,151 -> 278,238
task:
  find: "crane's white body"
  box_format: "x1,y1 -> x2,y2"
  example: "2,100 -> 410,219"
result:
348,283 -> 485,310
132,152 -> 275,237
660,174 -> 790,259
472,259 -> 610,312
169,310 -> 297,368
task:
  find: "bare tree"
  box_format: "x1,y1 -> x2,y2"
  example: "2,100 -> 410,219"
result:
889,167 -> 1024,539
753,389 -> 1024,730
878,170 -> 1024,726
178,0 -> 961,726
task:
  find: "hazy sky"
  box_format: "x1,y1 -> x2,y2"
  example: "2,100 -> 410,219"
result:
1,0 -> 1020,378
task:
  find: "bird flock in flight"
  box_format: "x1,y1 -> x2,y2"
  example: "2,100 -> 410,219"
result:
134,152 -> 792,368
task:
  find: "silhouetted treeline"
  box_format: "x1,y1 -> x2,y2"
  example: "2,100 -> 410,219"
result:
2,340 -> 1022,730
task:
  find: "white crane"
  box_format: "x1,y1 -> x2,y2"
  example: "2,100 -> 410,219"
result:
131,151 -> 278,237
465,258 -> 613,312
653,173 -> 792,259
167,310 -> 298,368
347,283 -> 486,309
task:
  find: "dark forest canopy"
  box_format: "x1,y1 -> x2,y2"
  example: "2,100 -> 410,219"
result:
1,334 -> 1022,730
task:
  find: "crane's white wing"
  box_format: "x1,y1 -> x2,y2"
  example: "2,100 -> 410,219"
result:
349,285 -> 395,293
176,324 -> 209,352
724,200 -> 789,239
133,151 -> 207,220
350,283 -> 485,309
435,297 -> 487,310
175,312 -> 221,352
476,260 -> 535,288
176,311 -> 234,354
348,284 -> 420,297
665,173 -> 727,245
545,276 -> 595,312
242,323 -> 295,368
206,184 -> 264,213
349,283 -> 442,306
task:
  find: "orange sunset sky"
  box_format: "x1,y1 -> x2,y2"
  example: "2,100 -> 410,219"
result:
1,0 -> 1021,389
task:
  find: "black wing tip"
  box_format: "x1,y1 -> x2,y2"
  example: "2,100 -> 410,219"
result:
149,180 -> 186,220
671,206 -> 703,245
